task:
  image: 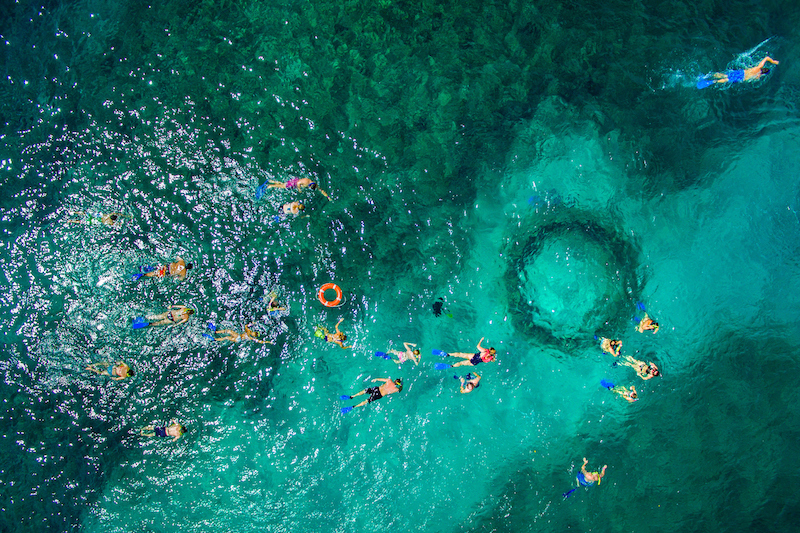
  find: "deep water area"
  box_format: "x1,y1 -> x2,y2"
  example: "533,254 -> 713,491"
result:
3,0 -> 800,532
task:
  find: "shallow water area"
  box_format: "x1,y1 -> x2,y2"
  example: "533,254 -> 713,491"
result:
3,0 -> 800,532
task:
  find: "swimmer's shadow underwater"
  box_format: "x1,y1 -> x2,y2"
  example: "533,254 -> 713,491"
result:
432,297 -> 452,318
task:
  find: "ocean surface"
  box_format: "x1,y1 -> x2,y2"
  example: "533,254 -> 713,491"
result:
2,0 -> 800,531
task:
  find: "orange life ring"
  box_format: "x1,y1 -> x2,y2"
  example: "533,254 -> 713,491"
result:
318,283 -> 343,307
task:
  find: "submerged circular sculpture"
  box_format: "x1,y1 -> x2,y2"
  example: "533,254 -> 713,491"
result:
507,218 -> 639,341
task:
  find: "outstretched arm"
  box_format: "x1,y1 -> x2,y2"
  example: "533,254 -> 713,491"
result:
476,336 -> 486,352
759,56 -> 779,68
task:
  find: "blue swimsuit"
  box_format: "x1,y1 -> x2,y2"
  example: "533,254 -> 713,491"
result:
727,69 -> 745,83
577,471 -> 595,486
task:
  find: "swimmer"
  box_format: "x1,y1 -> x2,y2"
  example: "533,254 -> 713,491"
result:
340,377 -> 403,412
144,305 -> 194,327
576,457 -> 607,487
710,56 -> 779,85
68,211 -> 123,226
140,421 -> 187,442
458,372 -> 481,394
636,313 -> 659,333
618,356 -> 660,380
611,384 -> 638,403
267,177 -> 331,200
314,318 -> 351,349
86,360 -> 134,380
211,323 -> 272,344
267,292 -> 287,316
599,337 -> 622,357
279,201 -> 305,217
438,337 -> 497,367
386,342 -> 421,366
143,257 -> 193,280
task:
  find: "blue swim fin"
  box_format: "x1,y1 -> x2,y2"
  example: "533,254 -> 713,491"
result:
563,488 -> 577,499
601,379 -> 615,390
132,317 -> 149,329
374,351 -> 391,360
432,349 -> 448,357
131,273 -> 144,281
435,363 -> 451,370
696,78 -> 715,89
207,322 -> 216,332
637,301 -> 646,311
202,333 -> 215,340
255,183 -> 268,200
339,395 -> 352,400
340,406 -> 353,414
141,265 -> 156,273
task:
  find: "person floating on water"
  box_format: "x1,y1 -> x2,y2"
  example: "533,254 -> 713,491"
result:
68,211 -> 124,226
266,177 -> 331,200
134,257 -> 193,281
564,457 -> 608,498
636,313 -> 659,334
86,360 -> 134,380
617,355 -> 660,380
606,382 -> 638,402
266,292 -> 287,317
698,56 -> 779,88
134,305 -> 194,328
378,342 -> 421,366
314,318 -> 351,349
457,372 -> 481,394
599,337 -> 622,357
339,377 -> 403,413
140,421 -> 187,442
577,457 -> 607,487
208,323 -> 272,344
434,337 -> 496,368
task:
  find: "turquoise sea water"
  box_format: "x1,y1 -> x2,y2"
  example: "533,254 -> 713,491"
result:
3,0 -> 800,531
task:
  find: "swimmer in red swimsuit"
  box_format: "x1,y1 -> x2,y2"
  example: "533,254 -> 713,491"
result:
266,177 -> 331,200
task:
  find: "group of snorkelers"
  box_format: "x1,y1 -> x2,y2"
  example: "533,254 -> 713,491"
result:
76,174 -> 329,441
338,337 -> 498,413
597,309 -> 661,403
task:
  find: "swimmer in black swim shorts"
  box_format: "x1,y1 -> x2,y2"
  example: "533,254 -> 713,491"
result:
339,377 -> 403,413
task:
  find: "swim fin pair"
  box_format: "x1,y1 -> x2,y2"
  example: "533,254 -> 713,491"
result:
132,317 -> 149,330
202,322 -> 216,340
696,77 -> 715,89
131,265 -> 156,281
339,394 -> 354,414
600,379 -> 615,390
374,351 -> 391,360
432,349 -> 451,369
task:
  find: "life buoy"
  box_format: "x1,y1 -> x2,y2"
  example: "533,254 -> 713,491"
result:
318,283 -> 343,307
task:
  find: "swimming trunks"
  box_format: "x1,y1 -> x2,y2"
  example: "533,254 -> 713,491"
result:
727,69 -> 745,83
285,178 -> 300,189
366,387 -> 383,403
107,365 -> 115,376
167,312 -> 177,323
154,427 -> 167,438
469,353 -> 483,365
155,265 -> 167,277
576,471 -> 595,486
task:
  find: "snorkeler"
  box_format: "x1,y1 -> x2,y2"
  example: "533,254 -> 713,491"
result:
134,305 -> 194,328
339,377 -> 403,413
68,211 -> 123,226
138,257 -> 193,281
314,318 -> 351,349
636,313 -> 659,333
599,337 -> 622,357
613,384 -> 638,403
434,337 -> 497,368
577,457 -> 607,487
266,292 -> 287,317
209,323 -> 272,344
457,372 -> 481,394
701,56 -> 779,87
383,342 -> 421,366
86,360 -> 134,380
267,177 -> 331,200
140,421 -> 186,442
617,356 -> 660,380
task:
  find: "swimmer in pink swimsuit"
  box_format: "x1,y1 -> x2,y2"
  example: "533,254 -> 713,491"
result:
266,177 -> 331,199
